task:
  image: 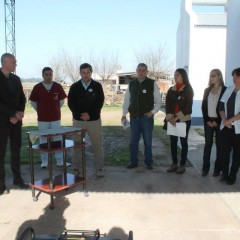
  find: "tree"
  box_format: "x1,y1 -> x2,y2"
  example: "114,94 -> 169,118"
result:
50,53 -> 66,83
135,45 -> 174,80
62,50 -> 81,83
89,52 -> 120,105
49,49 -> 81,83
93,53 -> 119,83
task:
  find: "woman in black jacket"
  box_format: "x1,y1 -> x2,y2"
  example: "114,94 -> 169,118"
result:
165,68 -> 194,174
201,69 -> 226,177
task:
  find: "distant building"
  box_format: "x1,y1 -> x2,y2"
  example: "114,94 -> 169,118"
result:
117,71 -> 172,93
117,72 -> 136,92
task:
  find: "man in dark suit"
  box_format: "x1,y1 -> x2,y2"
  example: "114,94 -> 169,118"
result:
0,53 -> 28,195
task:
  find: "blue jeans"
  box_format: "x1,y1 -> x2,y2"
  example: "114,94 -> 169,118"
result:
170,120 -> 191,166
202,123 -> 221,173
130,115 -> 154,165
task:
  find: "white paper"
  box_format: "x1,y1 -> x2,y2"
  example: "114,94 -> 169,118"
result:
167,122 -> 186,137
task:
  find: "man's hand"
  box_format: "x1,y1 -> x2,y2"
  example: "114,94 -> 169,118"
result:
121,116 -> 126,123
80,112 -> 90,121
10,117 -> 19,124
16,111 -> 24,120
145,112 -> 154,118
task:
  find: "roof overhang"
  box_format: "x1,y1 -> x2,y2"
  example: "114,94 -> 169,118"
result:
192,0 -> 227,6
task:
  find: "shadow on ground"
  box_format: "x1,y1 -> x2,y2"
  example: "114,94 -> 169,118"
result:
15,196 -> 69,239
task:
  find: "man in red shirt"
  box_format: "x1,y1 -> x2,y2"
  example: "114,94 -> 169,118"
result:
29,67 -> 70,168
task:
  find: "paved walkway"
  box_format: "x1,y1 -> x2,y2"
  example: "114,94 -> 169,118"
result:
1,127 -> 240,240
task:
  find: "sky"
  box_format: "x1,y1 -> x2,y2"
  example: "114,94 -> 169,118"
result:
0,0 -> 185,78
0,1 -> 225,79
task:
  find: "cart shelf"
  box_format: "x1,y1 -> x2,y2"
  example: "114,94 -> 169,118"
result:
30,173 -> 86,193
26,127 -> 87,209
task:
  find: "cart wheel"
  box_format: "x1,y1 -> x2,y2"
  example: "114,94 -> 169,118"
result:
84,191 -> 89,197
32,197 -> 38,202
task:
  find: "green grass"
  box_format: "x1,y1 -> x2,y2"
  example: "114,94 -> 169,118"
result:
106,150 -> 131,166
102,104 -> 122,110
5,126 -> 38,164
5,104 -> 175,165
153,119 -> 170,147
102,125 -> 131,166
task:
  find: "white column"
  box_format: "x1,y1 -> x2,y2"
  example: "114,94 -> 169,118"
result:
225,0 -> 240,86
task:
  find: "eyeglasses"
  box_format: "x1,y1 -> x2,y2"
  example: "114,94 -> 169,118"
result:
210,75 -> 217,78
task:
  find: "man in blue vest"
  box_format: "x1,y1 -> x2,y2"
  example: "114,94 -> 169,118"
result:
121,63 -> 161,169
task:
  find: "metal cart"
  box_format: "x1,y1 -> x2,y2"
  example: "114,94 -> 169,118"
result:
26,127 -> 88,209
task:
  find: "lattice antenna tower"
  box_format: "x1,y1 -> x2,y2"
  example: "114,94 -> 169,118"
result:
4,0 -> 16,56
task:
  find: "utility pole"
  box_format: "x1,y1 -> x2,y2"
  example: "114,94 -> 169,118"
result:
4,0 -> 16,56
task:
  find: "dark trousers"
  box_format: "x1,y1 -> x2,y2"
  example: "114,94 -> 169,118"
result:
202,124 -> 221,173
0,119 -> 22,186
170,120 -> 191,166
219,126 -> 240,178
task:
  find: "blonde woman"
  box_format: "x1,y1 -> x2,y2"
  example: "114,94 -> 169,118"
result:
201,69 -> 226,177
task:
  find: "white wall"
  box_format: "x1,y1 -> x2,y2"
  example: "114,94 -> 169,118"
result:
225,0 -> 240,86
189,26 -> 226,99
177,0 -> 227,120
189,26 -> 226,117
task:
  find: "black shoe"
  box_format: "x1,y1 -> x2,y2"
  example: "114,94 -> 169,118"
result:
0,186 -> 9,195
212,171 -> 220,177
201,171 -> 208,176
13,178 -> 29,189
227,175 -> 236,185
126,163 -> 138,169
146,164 -> 153,170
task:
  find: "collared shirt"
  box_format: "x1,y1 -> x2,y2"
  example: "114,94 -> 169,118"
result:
81,79 -> 92,90
122,79 -> 161,116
